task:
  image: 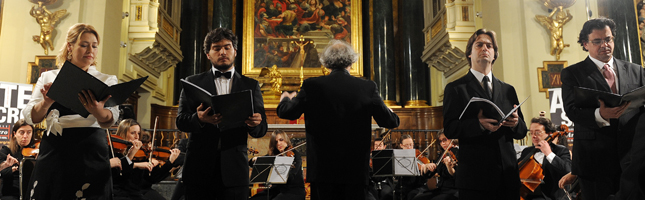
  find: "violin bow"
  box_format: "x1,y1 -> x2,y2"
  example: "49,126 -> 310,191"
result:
416,138 -> 436,160
148,116 -> 159,175
435,139 -> 455,166
277,142 -> 306,156
380,129 -> 392,149
106,129 -> 122,176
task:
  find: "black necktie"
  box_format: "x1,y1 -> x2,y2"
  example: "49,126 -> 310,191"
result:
482,76 -> 492,100
215,71 -> 232,79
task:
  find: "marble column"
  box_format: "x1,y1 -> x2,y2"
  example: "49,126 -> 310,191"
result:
400,0 -> 429,107
604,0 -> 642,64
174,0 -> 209,104
212,0 -> 233,29
368,0 -> 398,106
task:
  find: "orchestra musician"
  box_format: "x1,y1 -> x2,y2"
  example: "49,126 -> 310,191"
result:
412,130 -> 459,200
369,137 -> 393,200
518,117 -> 571,200
248,130 -> 305,200
0,119 -> 35,200
170,138 -> 189,200
382,134 -> 434,200
23,23 -> 119,199
109,119 -> 181,200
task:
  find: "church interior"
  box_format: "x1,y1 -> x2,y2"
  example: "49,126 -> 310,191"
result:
0,0 -> 643,199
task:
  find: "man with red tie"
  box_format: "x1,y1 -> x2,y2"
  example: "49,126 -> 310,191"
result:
559,18 -> 645,200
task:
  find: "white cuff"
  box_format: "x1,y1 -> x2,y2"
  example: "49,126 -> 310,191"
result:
595,108 -> 611,127
546,152 -> 556,163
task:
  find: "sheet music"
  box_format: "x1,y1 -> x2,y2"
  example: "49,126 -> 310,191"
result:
269,156 -> 295,183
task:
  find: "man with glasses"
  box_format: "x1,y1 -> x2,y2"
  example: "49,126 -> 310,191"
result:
559,18 -> 645,200
518,117 -> 571,200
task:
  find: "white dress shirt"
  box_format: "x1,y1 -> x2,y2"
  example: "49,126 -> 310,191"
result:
23,66 -> 120,136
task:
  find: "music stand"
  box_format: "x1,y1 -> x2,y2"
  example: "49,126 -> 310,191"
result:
371,149 -> 420,200
372,149 -> 420,177
250,156 -> 295,199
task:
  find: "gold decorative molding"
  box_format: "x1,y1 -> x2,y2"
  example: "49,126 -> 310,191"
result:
384,100 -> 402,108
537,60 -> 567,98
405,100 -> 430,108
136,6 -> 142,21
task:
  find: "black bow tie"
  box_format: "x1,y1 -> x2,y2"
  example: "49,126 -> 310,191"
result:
215,71 -> 232,79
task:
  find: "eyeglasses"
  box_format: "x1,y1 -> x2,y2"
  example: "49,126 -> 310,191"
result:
588,37 -> 614,46
529,131 -> 545,136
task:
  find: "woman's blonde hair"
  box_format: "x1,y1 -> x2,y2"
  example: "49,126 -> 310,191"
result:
116,119 -> 140,139
268,130 -> 292,156
56,23 -> 100,66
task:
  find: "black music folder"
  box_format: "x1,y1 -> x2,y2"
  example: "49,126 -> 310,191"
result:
47,61 -> 148,118
180,79 -> 254,131
458,96 -> 529,125
574,86 -> 645,113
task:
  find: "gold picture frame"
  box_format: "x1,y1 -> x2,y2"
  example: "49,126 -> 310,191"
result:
27,56 -> 58,84
242,0 -> 363,77
0,0 -> 4,37
537,60 -> 567,98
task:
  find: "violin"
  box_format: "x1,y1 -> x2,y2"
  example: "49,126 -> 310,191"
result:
150,146 -> 185,161
518,124 -> 568,199
415,149 -> 431,164
21,141 -> 41,157
248,147 -> 259,155
107,135 -> 133,155
436,139 -> 458,166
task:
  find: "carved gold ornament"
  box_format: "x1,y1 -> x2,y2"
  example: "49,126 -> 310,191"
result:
29,0 -> 67,55
536,0 -> 575,60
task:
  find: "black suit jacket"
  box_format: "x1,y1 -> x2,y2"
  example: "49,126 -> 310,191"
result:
442,71 -> 527,192
277,69 -> 400,185
176,70 -> 268,187
518,143 -> 571,200
561,57 -> 645,179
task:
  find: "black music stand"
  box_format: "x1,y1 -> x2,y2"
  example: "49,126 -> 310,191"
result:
250,156 -> 295,199
372,149 -> 420,200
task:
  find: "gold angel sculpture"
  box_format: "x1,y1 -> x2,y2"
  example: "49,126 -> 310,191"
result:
536,6 -> 572,61
30,1 -> 67,55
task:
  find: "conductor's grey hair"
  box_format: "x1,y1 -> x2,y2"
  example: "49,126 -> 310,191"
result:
319,40 -> 359,70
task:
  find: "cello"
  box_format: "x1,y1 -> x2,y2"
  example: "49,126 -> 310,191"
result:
518,124 -> 568,199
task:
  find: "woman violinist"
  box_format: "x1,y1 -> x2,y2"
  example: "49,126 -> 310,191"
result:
412,130 -> 459,200
23,23 -> 118,199
249,130 -> 305,200
109,119 -> 181,200
0,119 -> 35,199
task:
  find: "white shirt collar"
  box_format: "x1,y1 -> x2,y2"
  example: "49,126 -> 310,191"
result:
470,68 -> 492,83
588,56 -> 615,72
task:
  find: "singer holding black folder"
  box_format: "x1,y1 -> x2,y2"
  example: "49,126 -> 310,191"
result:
558,18 -> 645,200
442,29 -> 527,199
22,23 -> 118,199
176,27 -> 268,199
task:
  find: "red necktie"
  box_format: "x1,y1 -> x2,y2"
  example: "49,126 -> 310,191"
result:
602,64 -> 617,94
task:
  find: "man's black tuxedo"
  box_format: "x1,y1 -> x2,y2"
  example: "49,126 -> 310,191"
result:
561,57 -> 645,200
176,70 -> 267,193
277,69 -> 399,198
442,71 -> 527,198
518,143 -> 571,200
